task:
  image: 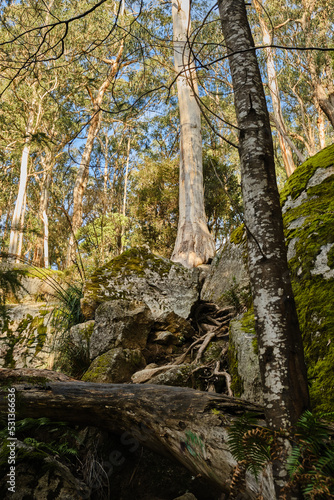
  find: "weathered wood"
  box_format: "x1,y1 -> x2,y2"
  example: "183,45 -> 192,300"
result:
0,369 -> 275,499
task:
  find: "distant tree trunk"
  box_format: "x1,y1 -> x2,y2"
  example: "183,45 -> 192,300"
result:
66,35 -> 125,266
300,0 -> 334,129
253,0 -> 305,176
8,111 -> 34,259
218,0 -> 309,496
0,371 -> 276,499
171,0 -> 215,268
33,152 -> 53,267
315,102 -> 326,149
120,136 -> 131,254
16,192 -> 26,262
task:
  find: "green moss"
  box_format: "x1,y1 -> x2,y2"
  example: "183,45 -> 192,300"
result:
203,340 -> 226,363
327,245 -> 334,269
83,247 -> 186,311
280,143 -> 334,205
230,224 -> 246,246
239,307 -> 257,355
281,145 -> 334,414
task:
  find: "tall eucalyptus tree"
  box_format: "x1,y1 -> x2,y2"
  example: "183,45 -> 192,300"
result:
171,0 -> 215,268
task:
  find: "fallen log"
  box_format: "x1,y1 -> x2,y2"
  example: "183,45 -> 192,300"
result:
0,369 -> 275,499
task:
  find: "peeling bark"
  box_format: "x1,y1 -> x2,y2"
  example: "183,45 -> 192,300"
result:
218,1 -> 309,496
171,0 -> 215,268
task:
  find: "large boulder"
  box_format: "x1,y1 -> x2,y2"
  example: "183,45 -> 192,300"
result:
280,144 -> 334,413
212,144 -> 334,411
81,247 -> 200,321
89,299 -> 153,360
200,231 -> 249,309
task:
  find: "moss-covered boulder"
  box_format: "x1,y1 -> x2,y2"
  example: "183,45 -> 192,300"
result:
203,145 -> 334,411
82,347 -> 146,383
228,314 -> 262,404
281,143 -> 334,413
81,247 -> 200,321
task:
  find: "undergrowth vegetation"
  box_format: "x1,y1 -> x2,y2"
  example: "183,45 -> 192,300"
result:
228,410 -> 334,499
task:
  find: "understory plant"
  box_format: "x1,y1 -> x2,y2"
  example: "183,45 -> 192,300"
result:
50,280 -> 90,378
227,411 -> 334,499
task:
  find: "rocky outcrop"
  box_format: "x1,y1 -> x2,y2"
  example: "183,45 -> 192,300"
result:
81,247 -> 200,320
280,143 -> 334,413
0,304 -> 54,369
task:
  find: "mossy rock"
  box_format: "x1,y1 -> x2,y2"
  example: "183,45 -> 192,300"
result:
82,347 -> 146,383
281,143 -> 334,413
81,247 -> 200,321
223,145 -> 334,412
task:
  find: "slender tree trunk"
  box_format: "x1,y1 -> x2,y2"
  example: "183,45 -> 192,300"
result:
253,0 -> 304,176
316,106 -> 326,149
16,191 -> 26,262
300,0 -> 334,128
0,372 -> 277,499
218,1 -> 309,496
66,108 -> 103,266
33,153 -> 53,267
8,110 -> 34,259
120,136 -> 131,254
171,0 -> 215,268
66,40 -> 125,267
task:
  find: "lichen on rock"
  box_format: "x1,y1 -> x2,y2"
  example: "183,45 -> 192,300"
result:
81,247 -> 200,321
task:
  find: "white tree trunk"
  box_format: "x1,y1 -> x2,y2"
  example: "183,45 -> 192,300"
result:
171,0 -> 215,268
120,136 -> 131,254
16,191 -> 26,262
253,0 -> 303,176
8,139 -> 31,259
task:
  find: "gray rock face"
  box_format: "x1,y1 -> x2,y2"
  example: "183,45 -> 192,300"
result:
229,319 -> 263,404
90,299 -> 153,360
69,320 -> 95,352
82,347 -> 146,383
147,364 -> 192,387
81,247 -> 200,321
201,239 -> 249,308
0,304 -> 54,369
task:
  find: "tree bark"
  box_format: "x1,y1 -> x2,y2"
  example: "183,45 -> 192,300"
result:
218,0 -> 309,496
171,0 -> 215,268
0,369 -> 276,499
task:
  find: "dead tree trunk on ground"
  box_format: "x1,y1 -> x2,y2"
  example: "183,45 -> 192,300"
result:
0,369 -> 275,499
